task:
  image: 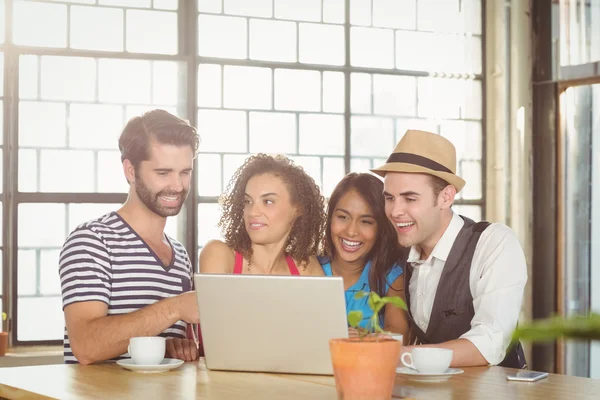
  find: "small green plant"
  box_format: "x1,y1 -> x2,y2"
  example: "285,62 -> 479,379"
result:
1,312 -> 5,321
347,291 -> 407,339
512,313 -> 600,344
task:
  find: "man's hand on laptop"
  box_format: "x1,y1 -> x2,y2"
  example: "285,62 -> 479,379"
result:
166,338 -> 199,361
175,292 -> 200,324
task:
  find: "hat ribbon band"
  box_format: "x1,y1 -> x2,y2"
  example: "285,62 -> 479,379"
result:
385,152 -> 453,174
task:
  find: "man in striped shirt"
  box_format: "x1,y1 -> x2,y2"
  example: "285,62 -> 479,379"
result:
59,110 -> 201,365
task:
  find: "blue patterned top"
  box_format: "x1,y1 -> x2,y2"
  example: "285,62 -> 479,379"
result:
319,257 -> 403,329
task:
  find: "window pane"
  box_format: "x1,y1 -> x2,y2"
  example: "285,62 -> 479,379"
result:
323,157 -> 345,197
17,297 -> 63,341
372,0 -> 415,29
40,150 -> 95,192
249,112 -> 296,154
98,59 -> 152,104
100,0 -> 151,6
323,71 -> 344,113
198,64 -> 222,108
350,27 -> 394,69
250,19 -> 297,63
290,156 -> 322,188
19,101 -> 67,148
197,110 -> 247,152
126,10 -> 178,55
69,104 -> 123,149
350,157 -> 373,172
154,0 -> 178,10
70,6 -> 124,52
351,116 -> 394,157
224,66 -> 272,109
351,73 -> 371,114
225,0 -> 272,17
223,154 -> 251,189
198,0 -> 222,13
198,15 -> 247,59
299,114 -> 344,155
197,203 -> 222,248
440,120 -> 482,161
153,61 -> 182,106
453,205 -> 481,222
18,250 -> 36,297
299,23 -> 345,66
18,150 -> 38,192
275,0 -> 320,22
418,78 -> 482,120
350,0 -> 371,26
458,160 -> 482,200
97,151 -> 129,193
323,0 -> 345,24
40,250 -> 62,296
373,75 -> 417,116
19,55 -> 38,100
274,69 -> 321,111
396,31 -> 481,74
418,0 -> 481,34
18,204 -> 66,248
41,57 -> 96,102
197,154 -> 222,196
14,1 -> 67,48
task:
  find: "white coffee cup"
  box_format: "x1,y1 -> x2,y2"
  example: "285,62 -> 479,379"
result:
128,336 -> 166,365
400,347 -> 453,374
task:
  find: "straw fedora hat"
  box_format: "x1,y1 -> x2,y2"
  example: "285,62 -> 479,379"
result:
371,129 -> 466,192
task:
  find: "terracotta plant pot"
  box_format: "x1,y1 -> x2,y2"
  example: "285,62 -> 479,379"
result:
329,337 -> 401,400
0,332 -> 8,356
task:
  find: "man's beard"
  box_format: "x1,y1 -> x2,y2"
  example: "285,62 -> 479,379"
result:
134,176 -> 188,217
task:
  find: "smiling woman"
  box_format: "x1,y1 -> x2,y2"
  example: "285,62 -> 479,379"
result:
319,172 -> 409,337
199,153 -> 326,276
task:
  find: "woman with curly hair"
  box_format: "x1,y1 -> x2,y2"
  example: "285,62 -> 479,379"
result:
199,153 -> 326,276
319,173 -> 408,337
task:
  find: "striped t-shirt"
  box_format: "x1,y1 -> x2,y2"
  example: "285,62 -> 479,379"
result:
59,212 -> 193,364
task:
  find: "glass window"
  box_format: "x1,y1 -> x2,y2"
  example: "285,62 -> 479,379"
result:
70,6 -> 124,52
13,1 -> 68,48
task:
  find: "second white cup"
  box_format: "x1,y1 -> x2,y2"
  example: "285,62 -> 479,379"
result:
400,347 -> 453,374
128,336 -> 166,365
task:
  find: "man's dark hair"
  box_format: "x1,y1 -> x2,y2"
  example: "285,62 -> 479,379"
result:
118,109 -> 200,170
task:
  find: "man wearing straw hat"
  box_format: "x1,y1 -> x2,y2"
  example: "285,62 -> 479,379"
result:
372,130 -> 527,368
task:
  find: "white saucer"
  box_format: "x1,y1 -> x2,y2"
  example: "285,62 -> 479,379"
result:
116,358 -> 184,373
396,367 -> 464,383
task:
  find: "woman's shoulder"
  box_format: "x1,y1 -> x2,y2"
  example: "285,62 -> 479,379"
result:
297,255 -> 325,276
198,240 -> 236,273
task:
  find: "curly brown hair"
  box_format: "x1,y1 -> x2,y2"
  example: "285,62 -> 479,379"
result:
218,154 -> 326,266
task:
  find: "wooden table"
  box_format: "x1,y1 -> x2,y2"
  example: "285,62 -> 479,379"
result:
0,359 -> 598,399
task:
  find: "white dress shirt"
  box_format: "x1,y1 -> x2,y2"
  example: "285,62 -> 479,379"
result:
408,211 -> 528,365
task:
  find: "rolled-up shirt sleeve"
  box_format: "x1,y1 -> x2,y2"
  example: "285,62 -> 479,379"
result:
459,224 -> 528,365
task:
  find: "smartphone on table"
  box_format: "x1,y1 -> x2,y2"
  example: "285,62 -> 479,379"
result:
506,371 -> 549,382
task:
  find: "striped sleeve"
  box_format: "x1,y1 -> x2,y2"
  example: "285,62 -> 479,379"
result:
59,227 -> 112,310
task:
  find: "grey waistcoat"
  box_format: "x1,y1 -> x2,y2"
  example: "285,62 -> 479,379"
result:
403,215 -> 526,369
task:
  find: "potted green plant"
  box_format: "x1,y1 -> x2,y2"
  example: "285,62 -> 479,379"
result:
0,312 -> 7,357
329,291 -> 407,400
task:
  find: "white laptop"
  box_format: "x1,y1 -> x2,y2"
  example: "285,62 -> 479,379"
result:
194,273 -> 348,375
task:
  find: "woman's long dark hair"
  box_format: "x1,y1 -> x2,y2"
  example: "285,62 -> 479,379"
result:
322,173 -> 405,297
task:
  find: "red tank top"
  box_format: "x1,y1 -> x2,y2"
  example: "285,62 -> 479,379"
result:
232,251 -> 300,275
